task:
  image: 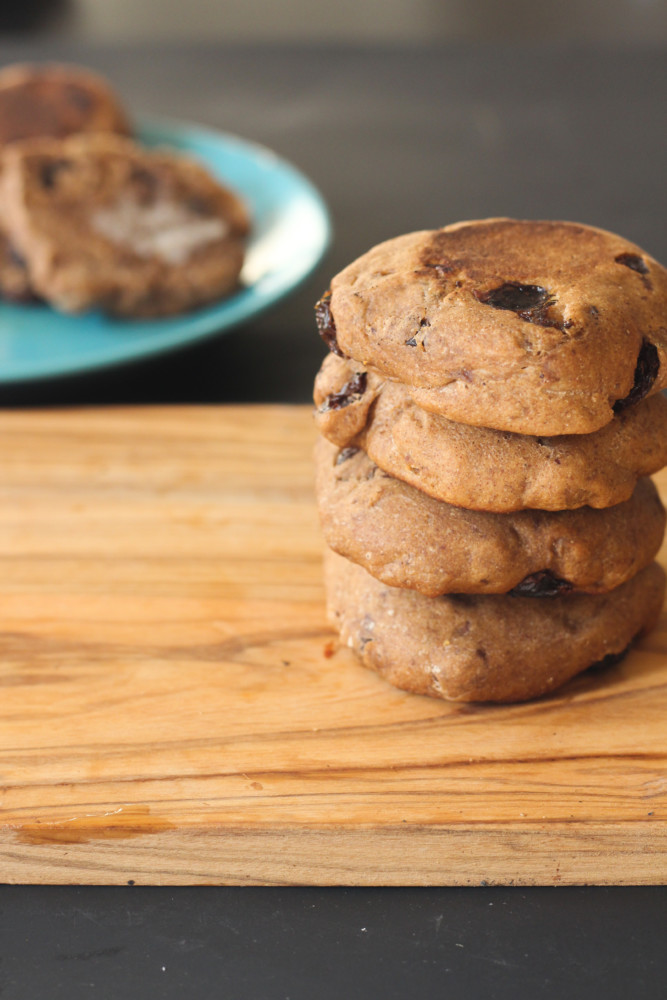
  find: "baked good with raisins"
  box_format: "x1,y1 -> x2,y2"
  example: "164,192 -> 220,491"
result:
0,132 -> 249,317
317,219 -> 667,436
314,219 -> 667,703
325,549 -> 665,703
315,436 -> 666,597
314,352 -> 667,513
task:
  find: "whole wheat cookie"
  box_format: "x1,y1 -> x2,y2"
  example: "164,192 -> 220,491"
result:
315,437 -> 666,596
324,549 -> 666,703
316,219 -> 667,436
314,353 -> 667,512
0,63 -> 131,147
0,132 -> 249,317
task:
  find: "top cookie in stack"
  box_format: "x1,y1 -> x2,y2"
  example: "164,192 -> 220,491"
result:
313,219 -> 667,703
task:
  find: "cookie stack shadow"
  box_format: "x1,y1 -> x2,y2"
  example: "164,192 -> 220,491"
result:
312,219 -> 667,703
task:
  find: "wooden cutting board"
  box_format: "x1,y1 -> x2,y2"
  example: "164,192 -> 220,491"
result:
0,405 -> 665,886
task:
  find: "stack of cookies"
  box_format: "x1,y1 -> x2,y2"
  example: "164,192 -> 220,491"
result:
313,219 -> 667,702
0,63 -> 249,317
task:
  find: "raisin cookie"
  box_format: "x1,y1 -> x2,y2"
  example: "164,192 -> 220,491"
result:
314,353 -> 667,512
0,63 -> 130,147
324,549 -> 666,703
315,437 -> 666,596
0,133 -> 250,317
316,219 -> 667,436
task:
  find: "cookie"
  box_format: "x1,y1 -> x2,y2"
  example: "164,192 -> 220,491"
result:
315,436 -> 666,596
316,219 -> 667,436
0,133 -> 249,317
314,353 -> 667,512
0,63 -> 130,147
324,549 -> 666,703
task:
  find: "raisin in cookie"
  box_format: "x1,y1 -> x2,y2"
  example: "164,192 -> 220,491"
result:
0,63 -> 130,147
0,133 -> 249,317
324,549 -> 665,703
315,437 -> 666,596
314,353 -> 667,512
317,219 -> 667,436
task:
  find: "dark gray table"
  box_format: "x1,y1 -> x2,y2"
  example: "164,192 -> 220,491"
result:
0,41 -> 665,999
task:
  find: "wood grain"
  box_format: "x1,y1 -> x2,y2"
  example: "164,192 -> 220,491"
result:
0,405 -> 665,885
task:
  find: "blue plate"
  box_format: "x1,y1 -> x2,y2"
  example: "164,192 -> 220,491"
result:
0,119 -> 331,383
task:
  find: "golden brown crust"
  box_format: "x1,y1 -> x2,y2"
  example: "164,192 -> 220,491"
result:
315,436 -> 666,595
325,219 -> 667,435
0,63 -> 131,146
324,549 -> 666,703
314,353 -> 667,512
0,133 -> 250,317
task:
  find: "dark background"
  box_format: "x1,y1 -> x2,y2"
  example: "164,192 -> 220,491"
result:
2,0 -> 667,43
2,885 -> 667,999
1,4 -> 666,996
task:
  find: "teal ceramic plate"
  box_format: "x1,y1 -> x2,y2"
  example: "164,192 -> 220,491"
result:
0,119 -> 331,383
